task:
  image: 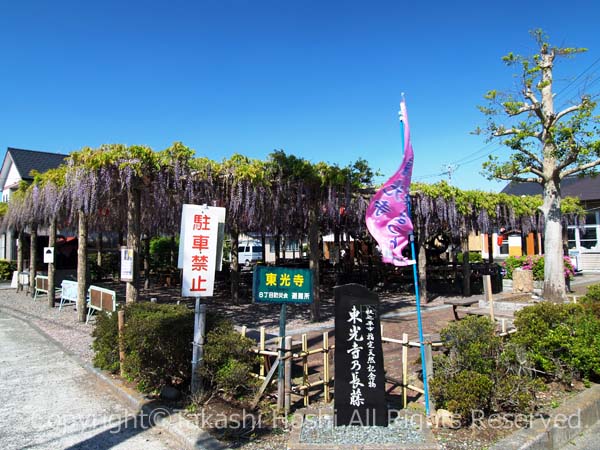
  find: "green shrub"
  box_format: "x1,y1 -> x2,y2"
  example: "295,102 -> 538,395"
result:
121,302 -> 194,392
513,302 -> 600,381
91,302 -> 256,397
456,252 -> 483,264
502,256 -> 526,280
502,255 -> 574,281
493,374 -> 544,413
440,315 -> 501,375
430,370 -> 494,422
0,259 -> 16,280
200,319 -> 258,397
581,283 -> 600,319
150,236 -> 179,271
431,316 -> 540,423
92,311 -> 120,372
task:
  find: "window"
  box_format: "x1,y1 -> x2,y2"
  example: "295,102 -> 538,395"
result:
285,240 -> 300,251
580,227 -> 598,250
568,210 -> 600,252
568,228 -> 577,249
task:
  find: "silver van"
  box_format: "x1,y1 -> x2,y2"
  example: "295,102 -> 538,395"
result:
238,240 -> 263,266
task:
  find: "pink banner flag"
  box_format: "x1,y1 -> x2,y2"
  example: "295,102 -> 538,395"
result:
365,99 -> 415,266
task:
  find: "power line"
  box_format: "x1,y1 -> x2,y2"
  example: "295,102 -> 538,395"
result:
555,55 -> 600,99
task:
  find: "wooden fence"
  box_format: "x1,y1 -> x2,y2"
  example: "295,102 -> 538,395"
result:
239,324 -> 444,412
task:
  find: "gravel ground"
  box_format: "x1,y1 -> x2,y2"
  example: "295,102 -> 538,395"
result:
300,415 -> 424,445
0,286 -> 94,364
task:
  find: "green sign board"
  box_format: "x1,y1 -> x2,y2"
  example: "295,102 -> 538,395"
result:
253,266 -> 313,304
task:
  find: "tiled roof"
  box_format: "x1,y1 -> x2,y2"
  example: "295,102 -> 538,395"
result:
501,175 -> 600,201
7,147 -> 67,180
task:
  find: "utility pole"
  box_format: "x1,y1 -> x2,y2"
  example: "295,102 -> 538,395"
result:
442,164 -> 458,184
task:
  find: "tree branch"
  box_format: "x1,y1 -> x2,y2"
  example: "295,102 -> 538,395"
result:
524,165 -> 545,179
556,147 -> 579,172
524,89 -> 539,105
523,89 -> 545,122
555,103 -> 585,122
518,148 -> 543,166
496,174 -> 543,183
560,159 -> 600,178
508,104 -> 538,116
493,128 -> 523,137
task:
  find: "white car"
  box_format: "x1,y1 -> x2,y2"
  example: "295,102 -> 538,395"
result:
237,240 -> 263,266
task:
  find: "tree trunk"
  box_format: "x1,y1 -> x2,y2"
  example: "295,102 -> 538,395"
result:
17,231 -> 23,273
96,232 -> 103,267
16,231 -> 23,291
77,211 -> 88,323
144,234 -> 150,290
418,240 -> 428,303
309,207 -> 320,322
274,235 -> 281,265
170,235 -> 176,266
230,229 -> 240,304
261,234 -> 266,262
487,233 -> 494,264
29,224 -> 37,296
461,235 -> 471,297
126,186 -> 140,303
541,177 -> 567,302
48,218 -> 56,308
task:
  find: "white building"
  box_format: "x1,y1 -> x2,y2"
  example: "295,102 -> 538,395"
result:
0,148 -> 67,260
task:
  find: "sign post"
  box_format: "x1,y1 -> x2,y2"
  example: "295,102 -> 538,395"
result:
253,265 -> 313,413
43,247 -> 54,264
120,247 -> 134,282
180,204 -> 226,393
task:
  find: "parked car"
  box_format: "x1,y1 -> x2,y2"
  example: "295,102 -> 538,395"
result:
237,240 -> 263,266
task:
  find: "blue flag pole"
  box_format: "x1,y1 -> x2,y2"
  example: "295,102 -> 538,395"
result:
400,111 -> 431,417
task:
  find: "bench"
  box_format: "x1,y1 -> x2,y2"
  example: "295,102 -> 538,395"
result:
33,275 -> 61,301
86,285 -> 117,324
443,298 -> 480,320
59,280 -> 78,311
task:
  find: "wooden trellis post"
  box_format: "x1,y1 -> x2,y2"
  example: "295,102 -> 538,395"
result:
302,333 -> 309,406
259,326 -> 266,378
323,331 -> 330,403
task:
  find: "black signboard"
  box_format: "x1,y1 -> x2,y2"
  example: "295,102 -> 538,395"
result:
334,283 -> 388,426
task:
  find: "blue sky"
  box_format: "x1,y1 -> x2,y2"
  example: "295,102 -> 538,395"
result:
1,0 -> 599,191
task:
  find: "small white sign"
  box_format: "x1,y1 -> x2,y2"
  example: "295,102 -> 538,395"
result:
180,204 -> 226,297
43,247 -> 55,264
120,247 -> 134,282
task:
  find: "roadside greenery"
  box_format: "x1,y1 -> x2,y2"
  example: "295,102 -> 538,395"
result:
502,255 -> 575,280
431,316 -> 542,424
0,259 -> 16,280
433,285 -> 600,424
513,302 -> 600,382
92,302 -> 257,397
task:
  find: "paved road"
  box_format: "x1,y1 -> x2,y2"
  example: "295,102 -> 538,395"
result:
560,421 -> 600,450
0,312 -> 176,450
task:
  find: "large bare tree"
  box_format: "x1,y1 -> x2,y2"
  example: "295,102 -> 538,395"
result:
478,30 -> 600,302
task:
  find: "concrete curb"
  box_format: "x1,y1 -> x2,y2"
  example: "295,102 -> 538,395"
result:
490,384 -> 600,450
0,306 -> 226,450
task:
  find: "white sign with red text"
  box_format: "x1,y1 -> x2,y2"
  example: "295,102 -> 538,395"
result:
181,204 -> 226,297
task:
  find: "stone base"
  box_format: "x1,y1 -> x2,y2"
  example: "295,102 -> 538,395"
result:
287,406 -> 440,450
512,269 -> 533,293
